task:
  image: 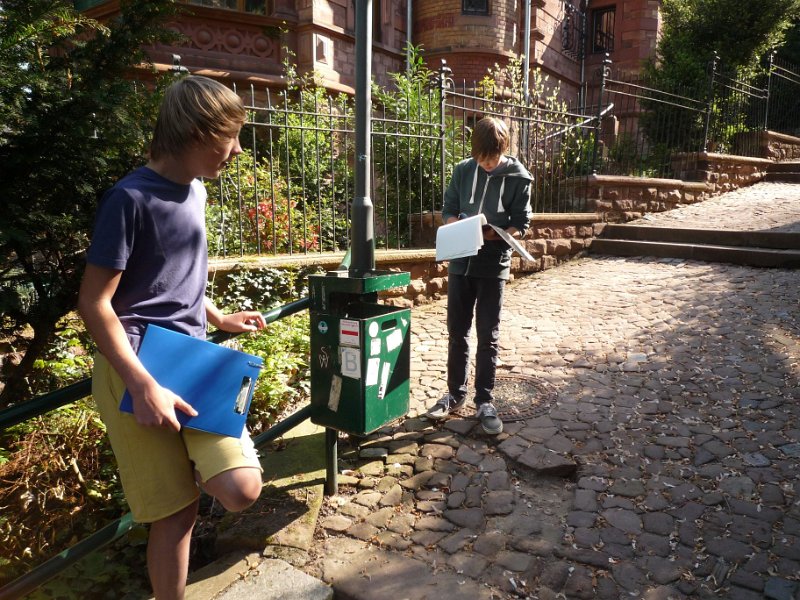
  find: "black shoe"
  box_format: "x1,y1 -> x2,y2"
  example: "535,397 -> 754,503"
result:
425,393 -> 466,420
476,402 -> 503,435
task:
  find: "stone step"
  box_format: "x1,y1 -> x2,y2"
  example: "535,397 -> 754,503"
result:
767,160 -> 800,173
599,225 -> 800,249
765,171 -> 800,183
210,558 -> 333,600
765,161 -> 800,182
590,238 -> 800,268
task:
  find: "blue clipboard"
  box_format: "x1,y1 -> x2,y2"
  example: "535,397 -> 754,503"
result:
120,324 -> 263,437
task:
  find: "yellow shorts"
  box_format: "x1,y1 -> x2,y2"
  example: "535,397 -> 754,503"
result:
92,352 -> 263,523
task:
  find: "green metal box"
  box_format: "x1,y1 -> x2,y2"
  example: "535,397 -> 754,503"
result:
308,272 -> 410,435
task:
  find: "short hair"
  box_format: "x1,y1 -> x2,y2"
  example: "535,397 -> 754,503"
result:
471,116 -> 510,160
150,75 -> 247,160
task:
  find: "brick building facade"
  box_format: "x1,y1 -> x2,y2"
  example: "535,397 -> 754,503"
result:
79,0 -> 661,102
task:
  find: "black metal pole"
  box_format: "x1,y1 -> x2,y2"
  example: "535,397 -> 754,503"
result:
351,0 -> 375,275
704,51 -> 718,152
591,53 -> 611,175
765,51 -> 775,132
438,60 -> 451,202
325,427 -> 338,496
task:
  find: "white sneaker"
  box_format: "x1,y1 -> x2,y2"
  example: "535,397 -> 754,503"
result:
425,393 -> 466,420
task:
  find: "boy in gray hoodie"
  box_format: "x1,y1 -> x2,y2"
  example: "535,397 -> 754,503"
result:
426,116 -> 532,434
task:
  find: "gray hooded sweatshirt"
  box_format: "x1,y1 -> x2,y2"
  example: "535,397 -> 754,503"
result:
442,155 -> 533,279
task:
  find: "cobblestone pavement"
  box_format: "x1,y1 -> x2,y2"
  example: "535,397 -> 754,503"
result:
304,183 -> 800,600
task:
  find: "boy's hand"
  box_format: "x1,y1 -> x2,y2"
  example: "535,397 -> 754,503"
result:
216,310 -> 267,333
482,225 -> 501,241
131,379 -> 197,431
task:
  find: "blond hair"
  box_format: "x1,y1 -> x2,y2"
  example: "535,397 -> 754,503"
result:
150,75 -> 246,160
471,116 -> 510,160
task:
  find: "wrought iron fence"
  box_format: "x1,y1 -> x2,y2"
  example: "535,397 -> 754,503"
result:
583,53 -> 800,180
209,67 -> 604,258
209,55 -> 800,258
441,78 -> 598,213
706,54 -> 769,157
585,57 -> 710,179
767,55 -> 800,137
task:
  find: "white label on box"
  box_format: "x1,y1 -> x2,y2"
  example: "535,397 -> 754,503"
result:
340,347 -> 361,379
366,357 -> 380,386
328,374 -> 342,411
340,319 -> 360,347
378,362 -> 391,399
385,328 -> 403,352
370,337 -> 381,356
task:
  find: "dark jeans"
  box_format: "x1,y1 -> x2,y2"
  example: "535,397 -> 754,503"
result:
446,273 -> 505,406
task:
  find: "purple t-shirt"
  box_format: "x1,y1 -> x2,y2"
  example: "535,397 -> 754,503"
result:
86,166 -> 208,352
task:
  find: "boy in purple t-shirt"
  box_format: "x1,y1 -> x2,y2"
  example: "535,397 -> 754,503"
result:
78,76 -> 266,599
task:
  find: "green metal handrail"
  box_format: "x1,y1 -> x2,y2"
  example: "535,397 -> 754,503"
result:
0,295 -> 314,599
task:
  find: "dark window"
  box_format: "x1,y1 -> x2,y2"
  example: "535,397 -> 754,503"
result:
187,0 -> 269,13
592,6 -> 615,53
350,0 -> 383,41
373,0 -> 382,43
463,0 -> 489,16
188,0 -> 237,9
245,0 -> 268,14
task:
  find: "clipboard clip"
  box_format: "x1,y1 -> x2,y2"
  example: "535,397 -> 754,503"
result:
248,361 -> 264,369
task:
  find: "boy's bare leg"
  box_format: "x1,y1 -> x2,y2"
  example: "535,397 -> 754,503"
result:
147,499 -> 200,600
200,466 -> 262,512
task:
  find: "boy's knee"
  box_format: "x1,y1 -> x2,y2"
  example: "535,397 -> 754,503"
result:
219,476 -> 262,512
202,468 -> 262,512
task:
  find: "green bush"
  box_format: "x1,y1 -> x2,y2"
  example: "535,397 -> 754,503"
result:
237,313 -> 310,433
205,149 -> 324,256
207,266 -> 314,433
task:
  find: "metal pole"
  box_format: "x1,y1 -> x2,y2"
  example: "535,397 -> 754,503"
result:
351,0 -> 375,275
765,51 -> 775,132
406,0 -> 413,72
523,0 -> 531,105
439,60 -> 452,202
522,0 -> 531,160
0,379 -> 91,430
591,53 -> 611,175
252,404 -> 315,448
325,427 -> 338,495
703,52 -> 718,152
579,2 -> 587,111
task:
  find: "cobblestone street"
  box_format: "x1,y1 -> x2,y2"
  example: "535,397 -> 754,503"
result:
306,182 -> 800,599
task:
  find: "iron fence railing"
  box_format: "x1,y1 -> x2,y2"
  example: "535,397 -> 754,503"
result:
586,57 -> 710,179
209,55 -> 800,258
707,55 -> 769,157
441,80 -> 597,213
208,66 -> 608,259
582,53 -> 800,180
766,55 -> 800,137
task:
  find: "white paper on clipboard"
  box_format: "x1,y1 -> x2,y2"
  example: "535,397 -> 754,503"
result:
435,214 -> 486,261
488,225 -> 535,261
